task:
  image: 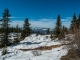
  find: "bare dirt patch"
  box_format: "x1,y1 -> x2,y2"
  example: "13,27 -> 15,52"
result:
19,44 -> 62,51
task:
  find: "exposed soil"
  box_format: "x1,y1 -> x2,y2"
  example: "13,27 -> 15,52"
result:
19,44 -> 62,51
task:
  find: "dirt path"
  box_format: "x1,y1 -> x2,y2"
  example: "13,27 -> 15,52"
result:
19,44 -> 63,51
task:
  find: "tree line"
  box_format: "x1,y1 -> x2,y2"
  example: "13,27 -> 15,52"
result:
0,8 -> 31,47
0,9 -> 80,47
50,13 -> 80,40
0,8 -> 80,56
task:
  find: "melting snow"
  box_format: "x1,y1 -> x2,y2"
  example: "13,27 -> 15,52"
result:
0,34 -> 68,60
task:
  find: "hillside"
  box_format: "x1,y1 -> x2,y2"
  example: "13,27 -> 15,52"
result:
0,34 -> 68,60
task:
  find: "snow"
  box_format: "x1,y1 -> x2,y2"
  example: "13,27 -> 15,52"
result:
0,34 -> 68,60
12,34 -> 61,49
32,46 -> 67,60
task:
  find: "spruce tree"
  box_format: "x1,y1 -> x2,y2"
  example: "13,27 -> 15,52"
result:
0,8 -> 11,46
70,13 -> 77,33
21,18 -> 31,38
46,28 -> 50,35
36,30 -> 40,36
58,26 -> 65,40
13,24 -> 20,44
53,14 -> 62,38
77,14 -> 80,29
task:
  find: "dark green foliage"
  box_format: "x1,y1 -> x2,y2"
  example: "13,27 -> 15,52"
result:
13,24 -> 20,44
46,28 -> 50,35
58,26 -> 65,40
53,14 -> 62,38
76,14 -> 80,29
8,27 -> 22,33
70,13 -> 77,33
21,18 -> 31,38
50,34 -> 53,40
2,44 -> 7,55
32,30 -> 35,33
13,38 -> 20,44
63,26 -> 68,34
71,13 -> 76,24
0,28 -> 4,33
36,31 -> 40,36
0,8 -> 11,46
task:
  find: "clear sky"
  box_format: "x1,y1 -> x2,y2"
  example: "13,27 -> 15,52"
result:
0,0 -> 80,28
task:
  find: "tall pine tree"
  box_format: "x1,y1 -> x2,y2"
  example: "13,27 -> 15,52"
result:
0,8 -> 11,46
21,18 -> 31,38
70,13 -> 77,33
77,14 -> 80,29
53,14 -> 62,38
58,25 -> 65,40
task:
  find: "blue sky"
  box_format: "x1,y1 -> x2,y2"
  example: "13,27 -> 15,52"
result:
0,0 -> 80,28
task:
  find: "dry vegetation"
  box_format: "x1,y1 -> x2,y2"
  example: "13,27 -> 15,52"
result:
19,44 -> 62,51
61,29 -> 80,60
61,49 -> 80,60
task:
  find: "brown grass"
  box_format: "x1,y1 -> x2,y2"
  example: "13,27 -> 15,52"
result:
61,49 -> 80,60
19,44 -> 62,51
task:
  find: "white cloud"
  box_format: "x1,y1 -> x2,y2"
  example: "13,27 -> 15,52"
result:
10,20 -> 24,27
30,19 -> 56,28
0,17 -> 23,19
9,17 -> 71,28
9,17 -> 23,18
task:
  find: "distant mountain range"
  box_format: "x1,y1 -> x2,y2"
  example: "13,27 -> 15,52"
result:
32,27 -> 54,34
20,27 -> 54,34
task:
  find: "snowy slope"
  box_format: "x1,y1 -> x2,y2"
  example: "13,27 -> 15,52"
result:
12,34 -> 61,49
0,34 -> 68,60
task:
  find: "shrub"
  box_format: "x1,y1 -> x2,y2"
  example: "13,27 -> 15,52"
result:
2,44 -> 7,55
13,38 -> 20,44
50,34 -> 54,40
61,49 -> 80,60
46,36 -> 48,39
58,31 -> 65,40
32,50 -> 41,56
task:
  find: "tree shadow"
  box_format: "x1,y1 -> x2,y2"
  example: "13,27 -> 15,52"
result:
10,41 -> 41,47
19,42 -> 41,45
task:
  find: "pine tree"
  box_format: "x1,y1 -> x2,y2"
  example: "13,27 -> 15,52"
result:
70,13 -> 77,33
21,18 -> 31,38
53,14 -> 62,38
36,30 -> 40,36
77,14 -> 80,29
46,28 -> 50,35
13,24 -> 20,44
58,26 -> 65,40
0,8 -> 11,46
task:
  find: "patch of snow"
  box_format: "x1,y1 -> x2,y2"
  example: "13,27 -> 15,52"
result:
0,34 -> 68,60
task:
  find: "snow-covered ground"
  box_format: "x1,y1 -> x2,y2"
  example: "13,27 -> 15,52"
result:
0,34 -> 68,60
